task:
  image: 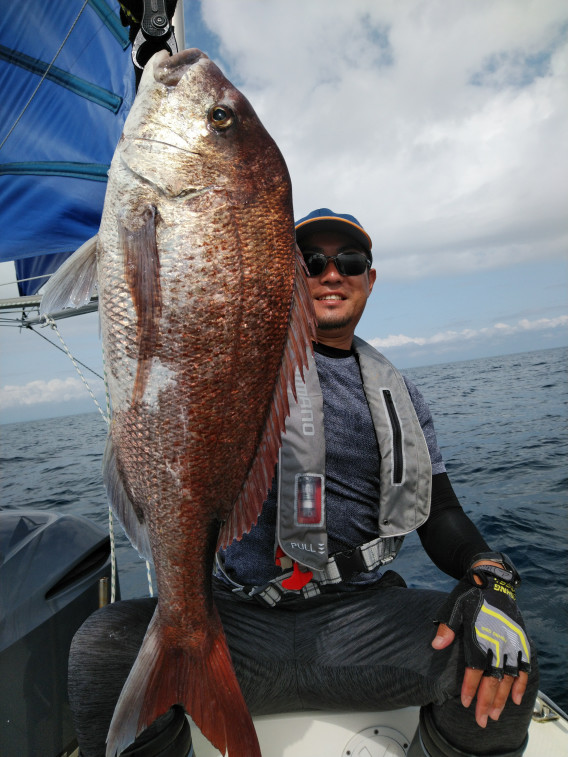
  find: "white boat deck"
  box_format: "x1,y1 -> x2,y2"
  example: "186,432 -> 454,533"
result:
189,694 -> 568,756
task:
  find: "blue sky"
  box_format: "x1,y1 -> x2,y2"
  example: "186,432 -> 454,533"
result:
1,0 -> 567,423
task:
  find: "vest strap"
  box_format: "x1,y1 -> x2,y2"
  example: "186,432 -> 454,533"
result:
216,535 -> 404,607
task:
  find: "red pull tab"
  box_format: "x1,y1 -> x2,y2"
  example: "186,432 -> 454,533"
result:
281,561 -> 313,590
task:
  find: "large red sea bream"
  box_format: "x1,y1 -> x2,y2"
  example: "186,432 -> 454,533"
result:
41,47 -> 315,757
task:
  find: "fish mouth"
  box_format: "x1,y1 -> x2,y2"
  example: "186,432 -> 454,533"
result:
154,48 -> 208,86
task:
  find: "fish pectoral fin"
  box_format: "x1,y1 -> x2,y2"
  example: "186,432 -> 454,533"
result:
119,206 -> 162,405
218,246 -> 317,548
103,434 -> 152,561
39,235 -> 98,315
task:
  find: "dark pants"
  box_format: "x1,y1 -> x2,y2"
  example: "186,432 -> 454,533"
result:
68,577 -> 539,756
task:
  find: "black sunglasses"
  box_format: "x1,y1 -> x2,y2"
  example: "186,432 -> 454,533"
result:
302,251 -> 371,277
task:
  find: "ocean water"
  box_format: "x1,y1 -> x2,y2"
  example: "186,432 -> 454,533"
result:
1,346 -> 566,710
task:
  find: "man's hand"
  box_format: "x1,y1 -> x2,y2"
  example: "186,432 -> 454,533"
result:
431,558 -> 531,728
432,622 -> 529,727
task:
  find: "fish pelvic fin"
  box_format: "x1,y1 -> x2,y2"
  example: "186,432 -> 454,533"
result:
102,433 -> 152,561
105,608 -> 260,757
39,235 -> 98,315
218,246 -> 317,547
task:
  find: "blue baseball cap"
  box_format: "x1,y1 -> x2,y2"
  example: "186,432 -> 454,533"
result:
295,208 -> 373,260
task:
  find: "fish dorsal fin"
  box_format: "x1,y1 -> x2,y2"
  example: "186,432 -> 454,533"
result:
218,248 -> 316,549
103,433 -> 153,561
39,235 -> 98,315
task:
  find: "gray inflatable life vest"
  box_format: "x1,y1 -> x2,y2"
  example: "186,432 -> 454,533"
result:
276,337 -> 432,571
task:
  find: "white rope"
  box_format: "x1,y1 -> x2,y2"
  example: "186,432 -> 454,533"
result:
100,340 -> 154,598
0,273 -> 50,287
108,504 -> 118,603
44,315 -> 155,599
43,316 -> 120,600
146,560 -> 154,597
100,347 -> 119,602
42,315 -> 109,424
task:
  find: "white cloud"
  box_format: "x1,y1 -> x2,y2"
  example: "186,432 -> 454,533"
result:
200,0 -> 568,279
0,377 -> 92,410
370,315 -> 568,349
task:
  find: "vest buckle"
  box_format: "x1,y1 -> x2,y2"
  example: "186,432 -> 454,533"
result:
333,547 -> 367,581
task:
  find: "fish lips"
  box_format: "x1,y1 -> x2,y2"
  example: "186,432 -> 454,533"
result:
153,47 -> 208,87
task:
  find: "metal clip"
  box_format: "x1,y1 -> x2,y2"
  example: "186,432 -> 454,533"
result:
532,694 -> 561,723
131,0 -> 179,71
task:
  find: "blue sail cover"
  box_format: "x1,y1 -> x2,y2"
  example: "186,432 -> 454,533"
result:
0,0 -> 134,295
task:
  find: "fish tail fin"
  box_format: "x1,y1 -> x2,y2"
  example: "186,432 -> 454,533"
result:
183,629 -> 261,757
106,610 -> 260,757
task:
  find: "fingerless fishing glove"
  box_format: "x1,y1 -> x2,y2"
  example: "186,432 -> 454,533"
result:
437,553 -> 531,678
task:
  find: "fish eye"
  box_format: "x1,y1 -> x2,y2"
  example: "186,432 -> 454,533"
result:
208,105 -> 235,130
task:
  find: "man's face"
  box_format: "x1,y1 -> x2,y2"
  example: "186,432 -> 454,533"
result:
299,230 -> 376,348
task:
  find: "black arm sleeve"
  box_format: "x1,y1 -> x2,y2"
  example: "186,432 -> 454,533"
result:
417,472 -> 490,579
